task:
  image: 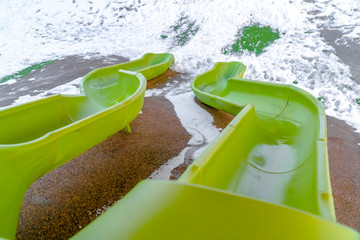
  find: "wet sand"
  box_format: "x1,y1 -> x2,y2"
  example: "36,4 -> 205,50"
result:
4,56 -> 358,239
327,116 -> 360,231
17,94 -> 191,239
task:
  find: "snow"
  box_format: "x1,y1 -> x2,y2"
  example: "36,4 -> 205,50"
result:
166,91 -> 220,144
0,0 -> 359,134
149,147 -> 190,180
150,91 -> 221,180
12,77 -> 81,105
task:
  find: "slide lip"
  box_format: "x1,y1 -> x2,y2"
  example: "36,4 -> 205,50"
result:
142,179 -> 339,223
73,179 -> 360,239
191,60 -> 324,112
178,104 -> 255,179
137,52 -> 175,74
150,180 -> 355,232
0,53 -> 173,240
0,53 -> 174,147
79,52 -> 174,89
189,61 -> 334,220
0,53 -> 174,146
0,71 -> 146,147
192,72 -> 324,113
190,61 -> 246,91
190,61 -> 327,144
191,71 -> 326,139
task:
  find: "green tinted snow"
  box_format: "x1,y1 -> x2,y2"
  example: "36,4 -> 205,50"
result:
161,14 -> 200,47
1,60 -> 57,83
223,24 -> 280,56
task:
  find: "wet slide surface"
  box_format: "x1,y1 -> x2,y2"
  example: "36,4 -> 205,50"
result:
186,62 -> 333,219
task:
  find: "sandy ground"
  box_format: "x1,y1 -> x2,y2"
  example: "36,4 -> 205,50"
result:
16,94 -> 191,239
0,56 -> 356,239
327,116 -> 360,230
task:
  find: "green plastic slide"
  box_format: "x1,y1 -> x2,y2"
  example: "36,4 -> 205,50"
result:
73,180 -> 359,240
188,62 -> 333,219
0,53 -> 174,239
73,61 -> 359,239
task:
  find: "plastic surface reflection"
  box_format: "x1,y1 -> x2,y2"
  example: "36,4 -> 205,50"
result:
0,53 -> 174,239
73,61 -> 360,240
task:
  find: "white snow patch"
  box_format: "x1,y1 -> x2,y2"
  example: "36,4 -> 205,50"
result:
166,91 -> 220,144
14,95 -> 43,105
145,88 -> 163,97
187,128 -> 205,145
12,77 -> 82,105
0,79 -> 17,85
0,0 -> 359,135
303,0 -> 360,44
150,90 -> 222,179
149,147 -> 190,180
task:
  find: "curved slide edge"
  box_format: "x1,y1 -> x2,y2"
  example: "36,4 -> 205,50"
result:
0,71 -> 146,240
80,52 -> 174,95
73,180 -> 360,240
72,62 -> 359,239
0,53 -> 173,239
187,61 -> 335,220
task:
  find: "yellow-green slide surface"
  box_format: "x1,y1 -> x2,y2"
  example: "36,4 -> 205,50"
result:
188,62 -> 332,219
0,53 -> 174,239
74,62 -> 359,239
73,180 -> 359,240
